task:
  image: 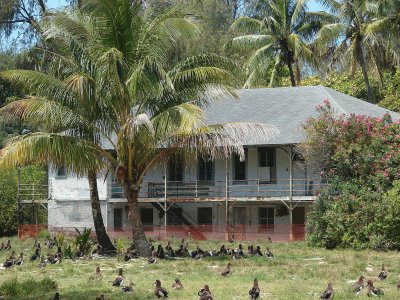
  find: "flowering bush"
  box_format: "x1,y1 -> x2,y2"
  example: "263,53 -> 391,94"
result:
302,102 -> 400,250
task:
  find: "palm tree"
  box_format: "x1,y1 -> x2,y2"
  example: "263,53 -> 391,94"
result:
0,0 -> 277,256
226,0 -> 330,87
315,0 -> 387,101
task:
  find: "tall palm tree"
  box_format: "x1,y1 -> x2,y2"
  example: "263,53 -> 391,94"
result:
315,0 -> 387,101
226,0 -> 330,87
0,0 -> 277,256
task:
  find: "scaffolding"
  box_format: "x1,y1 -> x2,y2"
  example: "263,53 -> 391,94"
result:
17,169 -> 50,237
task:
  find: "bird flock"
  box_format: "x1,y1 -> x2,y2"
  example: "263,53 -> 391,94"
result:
0,237 -> 269,299
1,237 -> 399,299
319,265 -> 395,299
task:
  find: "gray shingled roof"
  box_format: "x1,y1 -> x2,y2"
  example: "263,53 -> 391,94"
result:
204,86 -> 400,145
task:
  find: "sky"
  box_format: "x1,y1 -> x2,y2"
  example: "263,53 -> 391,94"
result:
47,0 -> 325,11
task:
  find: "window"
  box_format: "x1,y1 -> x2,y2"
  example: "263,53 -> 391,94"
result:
56,165 -> 66,177
258,207 -> 274,231
233,150 -> 247,183
197,207 -> 213,225
257,147 -> 276,183
141,208 -> 154,226
198,156 -> 214,182
168,155 -> 183,182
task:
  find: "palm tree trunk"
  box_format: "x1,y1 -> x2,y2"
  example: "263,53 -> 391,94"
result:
287,62 -> 296,87
355,46 -> 373,102
285,50 -> 296,87
124,183 -> 152,257
88,170 -> 116,253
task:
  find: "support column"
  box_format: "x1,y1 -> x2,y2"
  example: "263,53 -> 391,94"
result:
225,158 -> 229,241
164,164 -> 167,239
17,168 -> 21,238
289,147 -> 294,241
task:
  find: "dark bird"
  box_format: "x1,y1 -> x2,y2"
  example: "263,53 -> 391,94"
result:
38,256 -> 46,268
148,251 -> 158,264
264,247 -> 274,258
30,249 -> 40,261
3,251 -> 15,268
378,264 -> 387,280
122,281 -> 134,292
198,285 -> 213,300
172,278 -> 183,290
15,252 -> 24,266
157,245 -> 165,259
367,280 -> 384,296
154,279 -> 168,298
112,268 -> 124,287
90,266 -> 102,280
4,240 -> 11,250
354,276 -> 364,295
221,262 -> 232,276
249,278 -> 260,299
51,292 -> 60,300
320,282 -> 333,299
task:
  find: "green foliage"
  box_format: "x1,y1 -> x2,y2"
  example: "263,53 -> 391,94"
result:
56,233 -> 65,248
74,227 -> 94,255
116,238 -> 124,261
303,104 -> 400,250
63,243 -> 74,259
0,277 -> 57,297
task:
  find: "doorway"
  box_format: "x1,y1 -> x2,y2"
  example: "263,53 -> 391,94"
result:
114,208 -> 123,228
293,207 -> 305,224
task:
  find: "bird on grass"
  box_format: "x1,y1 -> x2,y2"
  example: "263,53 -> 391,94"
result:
172,278 -> 183,290
148,251 -> 158,264
354,276 -> 364,295
0,242 -> 4,250
249,278 -> 260,299
90,266 -> 102,280
268,236 -> 273,243
122,281 -> 134,292
154,279 -> 168,298
38,256 -> 46,268
198,285 -> 213,300
221,262 -> 232,276
30,248 -> 40,261
378,264 -> 387,280
264,247 -> 274,258
51,292 -> 60,300
320,282 -> 333,300
15,252 -> 24,266
4,240 -> 11,250
367,280 -> 384,297
112,268 -> 124,287
3,251 -> 15,268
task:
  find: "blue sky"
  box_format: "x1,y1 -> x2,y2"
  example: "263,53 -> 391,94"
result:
47,0 -> 325,11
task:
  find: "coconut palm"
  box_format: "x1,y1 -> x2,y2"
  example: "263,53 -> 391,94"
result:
0,0 -> 277,256
226,0 -> 331,87
315,0 -> 388,101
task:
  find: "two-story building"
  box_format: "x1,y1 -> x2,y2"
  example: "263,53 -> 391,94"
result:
41,86 -> 400,241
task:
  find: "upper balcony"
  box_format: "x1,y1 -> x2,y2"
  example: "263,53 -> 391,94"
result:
109,178 -> 325,202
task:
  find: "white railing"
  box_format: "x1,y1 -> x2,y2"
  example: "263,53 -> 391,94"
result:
110,178 -> 325,199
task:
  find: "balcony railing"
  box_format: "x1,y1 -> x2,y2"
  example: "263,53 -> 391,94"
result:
110,178 -> 325,199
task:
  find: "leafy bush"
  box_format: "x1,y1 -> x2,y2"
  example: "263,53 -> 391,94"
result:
303,104 -> 400,250
74,227 -> 94,255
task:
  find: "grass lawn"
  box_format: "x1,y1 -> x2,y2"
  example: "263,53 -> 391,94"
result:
0,236 -> 399,299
